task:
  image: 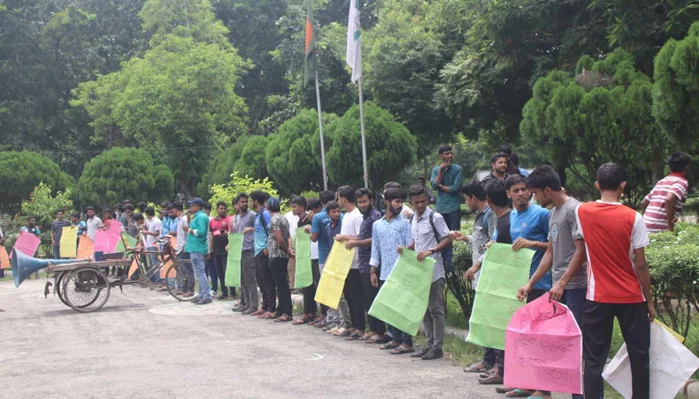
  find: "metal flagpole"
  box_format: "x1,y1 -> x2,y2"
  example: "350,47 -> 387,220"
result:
358,77 -> 369,188
315,70 -> 328,191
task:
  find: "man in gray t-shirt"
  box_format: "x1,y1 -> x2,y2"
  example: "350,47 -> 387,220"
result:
517,165 -> 587,399
232,194 -> 259,314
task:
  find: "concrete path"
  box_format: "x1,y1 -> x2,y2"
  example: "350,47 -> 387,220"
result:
0,278 -> 553,399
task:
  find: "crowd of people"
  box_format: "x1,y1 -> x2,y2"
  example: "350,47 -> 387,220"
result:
2,144 -> 692,399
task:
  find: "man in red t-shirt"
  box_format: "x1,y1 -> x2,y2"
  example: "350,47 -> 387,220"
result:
641,152 -> 690,233
571,163 -> 655,399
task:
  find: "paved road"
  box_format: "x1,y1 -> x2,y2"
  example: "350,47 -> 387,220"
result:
0,278 -> 530,399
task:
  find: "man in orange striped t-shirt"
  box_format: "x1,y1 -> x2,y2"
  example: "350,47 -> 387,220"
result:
641,152 -> 690,233
574,163 -> 655,399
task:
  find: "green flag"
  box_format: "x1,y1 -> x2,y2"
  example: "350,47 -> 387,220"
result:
368,249 -> 435,336
225,233 -> 243,287
303,0 -> 317,87
294,227 -> 313,288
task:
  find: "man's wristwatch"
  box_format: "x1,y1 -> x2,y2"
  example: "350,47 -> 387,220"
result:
428,248 -> 436,254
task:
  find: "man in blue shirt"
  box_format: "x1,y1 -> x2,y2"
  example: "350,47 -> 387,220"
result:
369,187 -> 414,354
500,174 -> 551,300
249,190 -> 275,318
430,145 -> 463,271
305,190 -> 335,327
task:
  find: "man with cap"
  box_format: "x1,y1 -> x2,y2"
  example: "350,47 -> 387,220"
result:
184,198 -> 212,305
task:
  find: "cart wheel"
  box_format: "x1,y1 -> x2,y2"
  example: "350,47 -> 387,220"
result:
62,267 -> 111,313
165,259 -> 197,302
55,272 -> 70,307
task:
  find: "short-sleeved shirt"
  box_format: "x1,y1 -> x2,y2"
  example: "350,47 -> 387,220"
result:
285,211 -> 299,239
144,217 -> 162,248
254,208 -> 272,256
576,201 -> 650,304
471,206 -> 497,264
86,216 -> 103,241
175,215 -> 189,255
21,226 -> 41,236
311,210 -> 331,264
370,215 -> 413,281
326,218 -> 343,253
358,208 -> 382,274
75,220 -> 87,237
51,220 -> 72,243
495,212 -> 512,244
210,216 -> 232,255
185,211 -> 209,254
234,210 -> 256,252
411,208 -> 451,282
430,164 -> 464,214
340,208 -> 364,269
508,204 -> 551,290
549,198 -> 587,290
268,213 -> 291,259
643,173 -> 689,232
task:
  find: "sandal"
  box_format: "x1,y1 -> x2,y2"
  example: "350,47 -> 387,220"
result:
496,387 -> 515,394
505,389 -> 532,398
292,316 -> 310,325
345,332 -> 362,341
389,345 -> 415,355
373,335 -> 391,344
274,314 -> 293,322
379,342 -> 400,350
358,332 -> 375,341
464,361 -> 490,373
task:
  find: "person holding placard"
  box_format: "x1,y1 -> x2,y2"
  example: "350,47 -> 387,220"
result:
369,187 -> 414,355
210,201 -> 234,300
575,163 -> 654,399
405,185 -> 452,360
307,190 -> 336,328
51,210 -> 71,259
233,193 -> 259,315
267,197 -> 294,322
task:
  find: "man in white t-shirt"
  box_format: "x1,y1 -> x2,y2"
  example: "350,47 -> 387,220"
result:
285,201 -> 300,288
334,186 -> 366,339
143,206 -> 162,282
169,201 -> 194,297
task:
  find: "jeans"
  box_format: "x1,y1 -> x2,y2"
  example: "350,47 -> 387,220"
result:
343,269 -> 365,331
190,252 -> 211,300
213,252 -> 235,297
583,301 -> 649,399
302,260 -> 321,314
147,246 -> 162,283
53,245 -> 61,260
270,257 -> 292,316
255,251 -> 275,313
176,252 -> 195,293
440,210 -> 461,271
240,250 -> 258,311
206,253 -> 217,292
360,271 -> 385,334
423,278 -> 446,351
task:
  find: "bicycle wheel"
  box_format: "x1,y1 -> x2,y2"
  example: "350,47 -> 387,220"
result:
62,268 -> 111,313
55,272 -> 70,307
165,259 -> 197,302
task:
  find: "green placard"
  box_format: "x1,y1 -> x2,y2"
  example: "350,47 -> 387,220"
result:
225,233 -> 243,287
294,227 -> 312,288
466,243 -> 534,350
368,249 -> 435,336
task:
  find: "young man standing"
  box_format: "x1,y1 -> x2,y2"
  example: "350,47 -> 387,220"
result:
417,177 -> 435,204
481,152 -> 510,186
453,180 -> 498,373
369,188 -> 414,354
51,210 -> 72,259
284,199 -> 300,288
250,191 -> 275,318
334,186 -> 366,339
171,201 -> 194,297
322,201 -> 345,332
184,198 -> 212,305
288,196 -> 317,324
641,152 -> 691,233
344,188 -> 385,342
203,202 -> 217,297
516,165 -> 588,399
405,185 -> 453,360
305,199 -> 324,325
142,207 -> 162,280
430,145 -> 463,271
210,201 -> 234,300
85,206 -> 103,241
233,193 -> 259,315
267,197 -> 294,322
576,163 -> 654,399
71,212 -> 87,242
309,190 -> 337,327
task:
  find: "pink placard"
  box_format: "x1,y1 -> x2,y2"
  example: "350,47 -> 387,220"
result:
94,230 -> 120,254
13,231 -> 41,257
504,293 -> 583,394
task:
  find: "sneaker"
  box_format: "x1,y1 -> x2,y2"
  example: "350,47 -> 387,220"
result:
216,295 -> 229,301
421,348 -> 443,360
478,373 -> 504,385
411,347 -> 431,358
195,298 -> 213,305
210,290 -> 216,296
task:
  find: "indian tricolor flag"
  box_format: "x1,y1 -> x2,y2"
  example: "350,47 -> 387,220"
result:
303,0 -> 317,87
346,0 -> 361,83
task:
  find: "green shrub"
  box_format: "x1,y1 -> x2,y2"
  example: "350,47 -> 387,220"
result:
209,172 -> 289,214
446,240 -> 475,322
647,230 -> 699,336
